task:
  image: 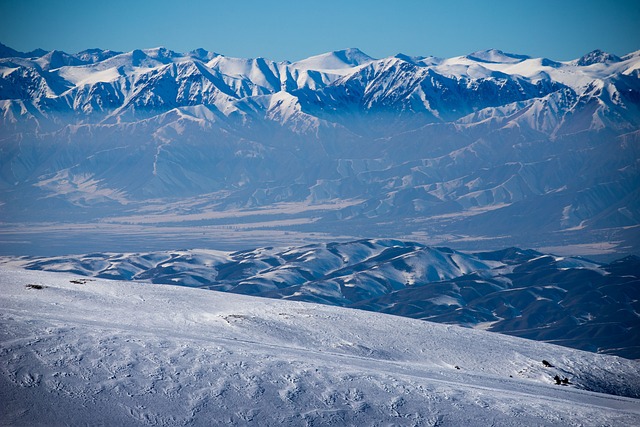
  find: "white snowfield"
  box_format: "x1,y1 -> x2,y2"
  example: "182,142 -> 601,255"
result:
1,267 -> 639,426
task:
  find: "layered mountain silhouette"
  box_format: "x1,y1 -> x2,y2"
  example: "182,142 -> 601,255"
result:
9,238 -> 639,359
1,44 -> 639,255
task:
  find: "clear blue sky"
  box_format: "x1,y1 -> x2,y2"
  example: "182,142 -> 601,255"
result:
1,0 -> 638,61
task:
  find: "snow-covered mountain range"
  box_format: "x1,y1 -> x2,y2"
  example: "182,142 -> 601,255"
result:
1,44 -> 639,256
4,238 -> 638,359
1,267 -> 639,425
3,43 -> 639,425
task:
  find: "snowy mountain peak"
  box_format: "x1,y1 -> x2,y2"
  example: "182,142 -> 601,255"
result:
622,49 -> 640,61
141,46 -> 181,63
292,48 -> 375,71
74,48 -> 122,63
0,42 -> 47,59
188,47 -> 219,61
466,49 -> 530,64
334,47 -> 375,64
576,49 -> 622,66
393,53 -> 442,66
36,49 -> 86,70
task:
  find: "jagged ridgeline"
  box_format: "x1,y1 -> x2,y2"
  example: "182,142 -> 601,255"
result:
1,44 -> 639,254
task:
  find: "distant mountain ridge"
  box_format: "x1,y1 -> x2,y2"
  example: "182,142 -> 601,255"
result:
1,43 -> 639,256
5,239 -> 638,359
2,43 -> 637,130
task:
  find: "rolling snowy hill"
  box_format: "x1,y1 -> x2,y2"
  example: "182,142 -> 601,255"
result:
1,267 -> 639,426
4,239 -> 639,359
1,44 -> 639,257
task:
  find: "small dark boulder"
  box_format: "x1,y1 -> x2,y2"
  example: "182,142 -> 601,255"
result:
542,360 -> 553,367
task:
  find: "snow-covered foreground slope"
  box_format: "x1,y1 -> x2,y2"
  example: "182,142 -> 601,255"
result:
1,268 -> 639,426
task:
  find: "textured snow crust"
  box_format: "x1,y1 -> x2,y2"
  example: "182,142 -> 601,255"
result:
1,267 -> 639,426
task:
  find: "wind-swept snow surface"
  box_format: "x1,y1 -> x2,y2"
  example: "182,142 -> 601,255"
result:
1,268 -> 639,426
